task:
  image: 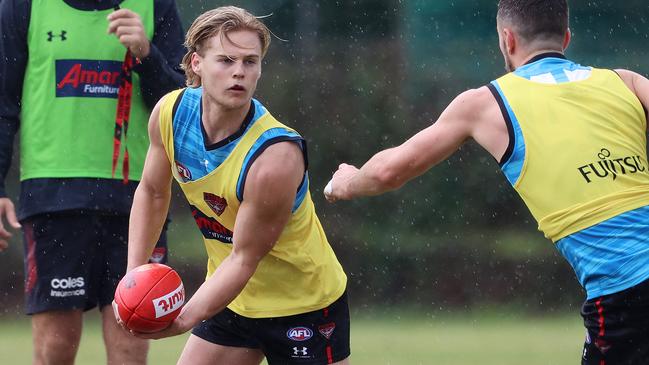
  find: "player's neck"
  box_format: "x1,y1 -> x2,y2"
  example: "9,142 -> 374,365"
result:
201,97 -> 250,144
514,48 -> 564,69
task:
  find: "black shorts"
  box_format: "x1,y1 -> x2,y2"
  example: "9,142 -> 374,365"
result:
192,291 -> 351,365
581,278 -> 649,365
22,210 -> 168,314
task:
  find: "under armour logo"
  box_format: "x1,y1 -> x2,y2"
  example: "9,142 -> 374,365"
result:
47,30 -> 67,41
293,347 -> 308,356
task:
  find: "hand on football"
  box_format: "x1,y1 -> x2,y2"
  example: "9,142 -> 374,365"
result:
129,307 -> 194,340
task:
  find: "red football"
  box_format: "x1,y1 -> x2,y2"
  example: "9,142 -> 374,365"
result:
113,263 -> 185,333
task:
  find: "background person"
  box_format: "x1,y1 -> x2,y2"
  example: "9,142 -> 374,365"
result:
0,0 -> 185,364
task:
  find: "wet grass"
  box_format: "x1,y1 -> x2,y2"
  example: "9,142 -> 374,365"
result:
0,311 -> 582,365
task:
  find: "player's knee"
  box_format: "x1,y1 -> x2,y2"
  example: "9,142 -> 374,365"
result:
34,332 -> 80,364
106,334 -> 148,364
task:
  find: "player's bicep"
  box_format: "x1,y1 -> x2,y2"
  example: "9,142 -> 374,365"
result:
231,142 -> 304,265
389,90 -> 476,177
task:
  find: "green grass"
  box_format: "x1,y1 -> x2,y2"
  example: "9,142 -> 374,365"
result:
0,312 -> 583,365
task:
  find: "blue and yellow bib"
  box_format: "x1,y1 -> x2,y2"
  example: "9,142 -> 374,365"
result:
159,88 -> 347,317
490,55 -> 649,298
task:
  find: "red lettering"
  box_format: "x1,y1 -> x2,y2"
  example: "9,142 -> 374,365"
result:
80,69 -> 98,84
99,70 -> 112,84
158,299 -> 169,312
191,207 -> 232,239
57,63 -> 121,90
195,216 -> 210,230
57,63 -> 81,89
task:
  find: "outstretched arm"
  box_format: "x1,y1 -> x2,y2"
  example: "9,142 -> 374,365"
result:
127,97 -> 173,270
136,141 -> 305,339
325,87 -> 506,201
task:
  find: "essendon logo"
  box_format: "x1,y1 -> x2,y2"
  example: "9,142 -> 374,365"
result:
204,192 -> 227,216
55,59 -> 122,98
318,322 -> 336,339
190,205 -> 233,243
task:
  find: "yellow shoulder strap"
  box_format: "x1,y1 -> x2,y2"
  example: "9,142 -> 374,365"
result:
158,88 -> 185,163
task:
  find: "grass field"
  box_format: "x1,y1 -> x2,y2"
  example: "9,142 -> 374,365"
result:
0,311 -> 584,365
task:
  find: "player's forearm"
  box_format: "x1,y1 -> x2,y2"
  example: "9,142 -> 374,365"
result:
127,183 -> 171,271
178,253 -> 257,326
348,148 -> 408,198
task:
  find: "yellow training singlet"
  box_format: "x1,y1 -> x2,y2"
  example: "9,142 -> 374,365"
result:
489,56 -> 649,242
159,88 -> 347,318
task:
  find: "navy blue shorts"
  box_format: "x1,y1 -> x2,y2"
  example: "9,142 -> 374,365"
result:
581,278 -> 649,364
192,291 -> 351,365
22,210 -> 168,314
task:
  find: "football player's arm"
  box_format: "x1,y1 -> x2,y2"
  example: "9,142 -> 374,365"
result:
127,97 -> 173,271
325,88 -> 490,201
615,69 -> 649,125
137,141 -> 304,339
0,0 -> 28,251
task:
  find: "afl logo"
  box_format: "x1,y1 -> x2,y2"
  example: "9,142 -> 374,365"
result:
286,327 -> 313,341
175,161 -> 191,181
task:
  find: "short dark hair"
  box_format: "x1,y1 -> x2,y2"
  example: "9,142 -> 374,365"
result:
497,0 -> 568,44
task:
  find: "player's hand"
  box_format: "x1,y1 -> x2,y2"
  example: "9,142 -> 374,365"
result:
107,8 -> 150,59
0,198 -> 21,252
130,307 -> 194,340
324,163 -> 359,202
112,300 -> 127,330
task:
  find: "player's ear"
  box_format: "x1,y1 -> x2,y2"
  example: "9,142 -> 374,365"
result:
503,27 -> 516,55
562,28 -> 571,51
191,52 -> 202,75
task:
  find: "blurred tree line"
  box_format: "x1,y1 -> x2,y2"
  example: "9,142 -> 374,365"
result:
2,0 -> 649,315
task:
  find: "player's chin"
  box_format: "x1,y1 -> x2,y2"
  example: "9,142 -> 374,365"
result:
222,93 -> 251,107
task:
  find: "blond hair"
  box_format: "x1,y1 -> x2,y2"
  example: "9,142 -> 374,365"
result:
181,6 -> 271,87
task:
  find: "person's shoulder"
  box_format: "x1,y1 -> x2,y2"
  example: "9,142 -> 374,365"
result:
7,0 -> 31,9
248,141 -> 304,184
612,69 -> 646,96
11,0 -> 31,7
613,69 -> 637,80
153,0 -> 179,13
1,0 -> 31,21
458,86 -> 493,99
151,87 -> 185,116
438,86 -> 499,129
164,87 -> 186,98
453,86 -> 496,110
